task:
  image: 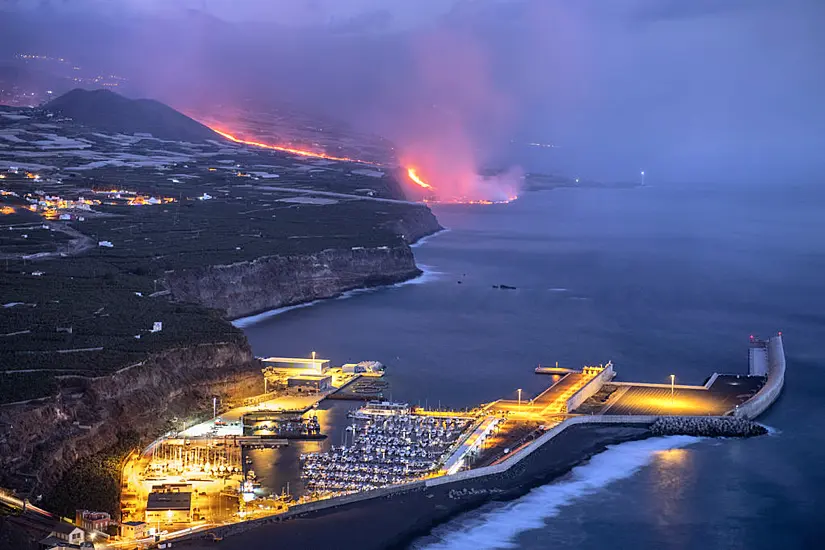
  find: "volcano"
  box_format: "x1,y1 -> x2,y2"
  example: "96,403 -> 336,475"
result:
45,88 -> 220,142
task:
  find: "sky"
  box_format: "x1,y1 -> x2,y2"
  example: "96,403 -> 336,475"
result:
2,0 -> 824,188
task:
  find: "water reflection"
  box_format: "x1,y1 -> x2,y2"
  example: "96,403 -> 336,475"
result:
243,401 -> 359,498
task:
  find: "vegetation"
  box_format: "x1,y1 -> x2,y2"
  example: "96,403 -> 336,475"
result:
45,431 -> 140,517
0,99 -> 434,402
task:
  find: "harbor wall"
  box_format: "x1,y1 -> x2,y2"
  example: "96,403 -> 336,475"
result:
426,414 -> 658,487
177,414 -> 767,548
565,364 -> 615,413
734,335 -> 785,419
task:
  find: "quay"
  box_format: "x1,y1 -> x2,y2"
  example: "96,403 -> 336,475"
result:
115,335 -> 784,549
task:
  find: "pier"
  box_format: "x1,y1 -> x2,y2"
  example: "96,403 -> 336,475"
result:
133,336 -> 786,549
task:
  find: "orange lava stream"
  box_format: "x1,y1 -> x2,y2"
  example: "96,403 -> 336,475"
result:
406,167 -> 435,190
423,197 -> 518,205
210,127 -> 376,165
208,124 -> 517,205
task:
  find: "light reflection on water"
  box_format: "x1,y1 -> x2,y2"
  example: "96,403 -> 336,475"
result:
243,401 -> 358,498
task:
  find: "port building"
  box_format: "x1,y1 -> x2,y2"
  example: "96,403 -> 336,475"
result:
287,373 -> 332,392
261,356 -> 329,373
145,491 -> 192,525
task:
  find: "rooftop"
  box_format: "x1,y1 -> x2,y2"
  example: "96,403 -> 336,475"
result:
288,373 -> 332,381
50,522 -> 83,535
262,357 -> 330,365
146,491 -> 192,511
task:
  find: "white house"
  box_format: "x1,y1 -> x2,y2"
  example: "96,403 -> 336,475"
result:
47,522 -> 85,545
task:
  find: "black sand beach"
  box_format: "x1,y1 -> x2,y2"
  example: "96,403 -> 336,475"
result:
177,423 -> 652,550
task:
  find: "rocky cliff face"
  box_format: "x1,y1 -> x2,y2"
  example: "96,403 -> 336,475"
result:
393,205 -> 443,244
0,341 -> 260,495
164,244 -> 419,319
164,205 -> 441,320
0,204 -> 441,504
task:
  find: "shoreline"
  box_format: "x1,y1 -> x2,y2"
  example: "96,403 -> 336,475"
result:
176,423 -> 655,550
231,230 -> 449,328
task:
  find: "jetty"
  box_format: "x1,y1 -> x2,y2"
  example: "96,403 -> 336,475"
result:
170,334 -> 785,550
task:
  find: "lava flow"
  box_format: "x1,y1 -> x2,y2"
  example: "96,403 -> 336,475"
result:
406,167 -> 517,204
406,168 -> 435,190
210,127 -> 376,165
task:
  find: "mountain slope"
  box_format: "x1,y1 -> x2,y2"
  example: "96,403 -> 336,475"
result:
45,88 -> 220,142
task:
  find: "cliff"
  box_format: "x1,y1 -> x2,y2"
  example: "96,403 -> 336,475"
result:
392,205 -> 443,244
163,204 -> 441,319
0,341 -> 261,498
165,243 -> 419,320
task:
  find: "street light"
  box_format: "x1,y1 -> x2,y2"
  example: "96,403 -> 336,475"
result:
517,389 -> 522,410
670,374 -> 675,399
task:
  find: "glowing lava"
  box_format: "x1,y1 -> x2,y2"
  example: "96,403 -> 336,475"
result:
405,167 -> 518,204
210,127 -> 375,165
206,122 -> 517,205
406,168 -> 434,190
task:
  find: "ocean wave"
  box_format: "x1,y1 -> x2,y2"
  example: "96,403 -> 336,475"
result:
411,228 -> 450,248
230,299 -> 325,328
418,435 -> 702,550
231,264 -> 443,328
761,424 -> 782,436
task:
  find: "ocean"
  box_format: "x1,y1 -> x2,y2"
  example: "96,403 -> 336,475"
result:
240,182 -> 825,549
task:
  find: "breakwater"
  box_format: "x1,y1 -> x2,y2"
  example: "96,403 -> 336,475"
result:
650,416 -> 767,437
734,334 -> 785,419
175,337 -> 785,548
176,415 -> 766,549
176,422 -> 653,550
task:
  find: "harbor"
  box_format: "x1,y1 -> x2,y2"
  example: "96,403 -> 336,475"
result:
111,334 -> 784,548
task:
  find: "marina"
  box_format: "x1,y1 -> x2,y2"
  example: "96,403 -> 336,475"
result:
115,335 -> 783,548
300,408 -> 473,498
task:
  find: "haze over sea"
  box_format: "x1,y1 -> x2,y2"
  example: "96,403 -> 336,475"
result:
241,181 -> 825,549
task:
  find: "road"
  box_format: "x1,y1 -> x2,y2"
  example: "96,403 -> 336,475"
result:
0,489 -> 54,519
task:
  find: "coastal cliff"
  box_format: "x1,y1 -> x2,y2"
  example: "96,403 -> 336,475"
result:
165,244 -> 421,320
0,341 -> 261,503
164,204 -> 441,320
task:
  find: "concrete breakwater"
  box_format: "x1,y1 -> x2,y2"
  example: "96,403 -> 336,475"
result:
176,336 -> 786,548
734,334 -> 785,419
650,416 -> 767,437
177,423 -> 653,550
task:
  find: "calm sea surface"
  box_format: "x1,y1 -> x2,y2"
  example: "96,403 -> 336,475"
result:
241,183 -> 825,549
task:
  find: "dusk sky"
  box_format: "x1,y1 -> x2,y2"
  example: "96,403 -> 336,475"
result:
3,0 -> 823,184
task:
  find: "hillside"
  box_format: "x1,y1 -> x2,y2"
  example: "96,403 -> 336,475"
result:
44,88 -> 220,142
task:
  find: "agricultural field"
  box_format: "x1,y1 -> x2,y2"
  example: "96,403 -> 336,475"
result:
0,101 -> 430,403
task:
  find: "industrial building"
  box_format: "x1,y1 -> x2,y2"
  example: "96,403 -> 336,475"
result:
120,520 -> 148,540
261,356 -> 330,373
287,373 -> 332,393
145,491 -> 192,525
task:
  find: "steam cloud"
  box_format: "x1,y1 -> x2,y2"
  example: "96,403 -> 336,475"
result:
4,0 -> 824,186
387,29 -> 522,201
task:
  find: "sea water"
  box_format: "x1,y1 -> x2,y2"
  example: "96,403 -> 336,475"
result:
241,182 -> 825,548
